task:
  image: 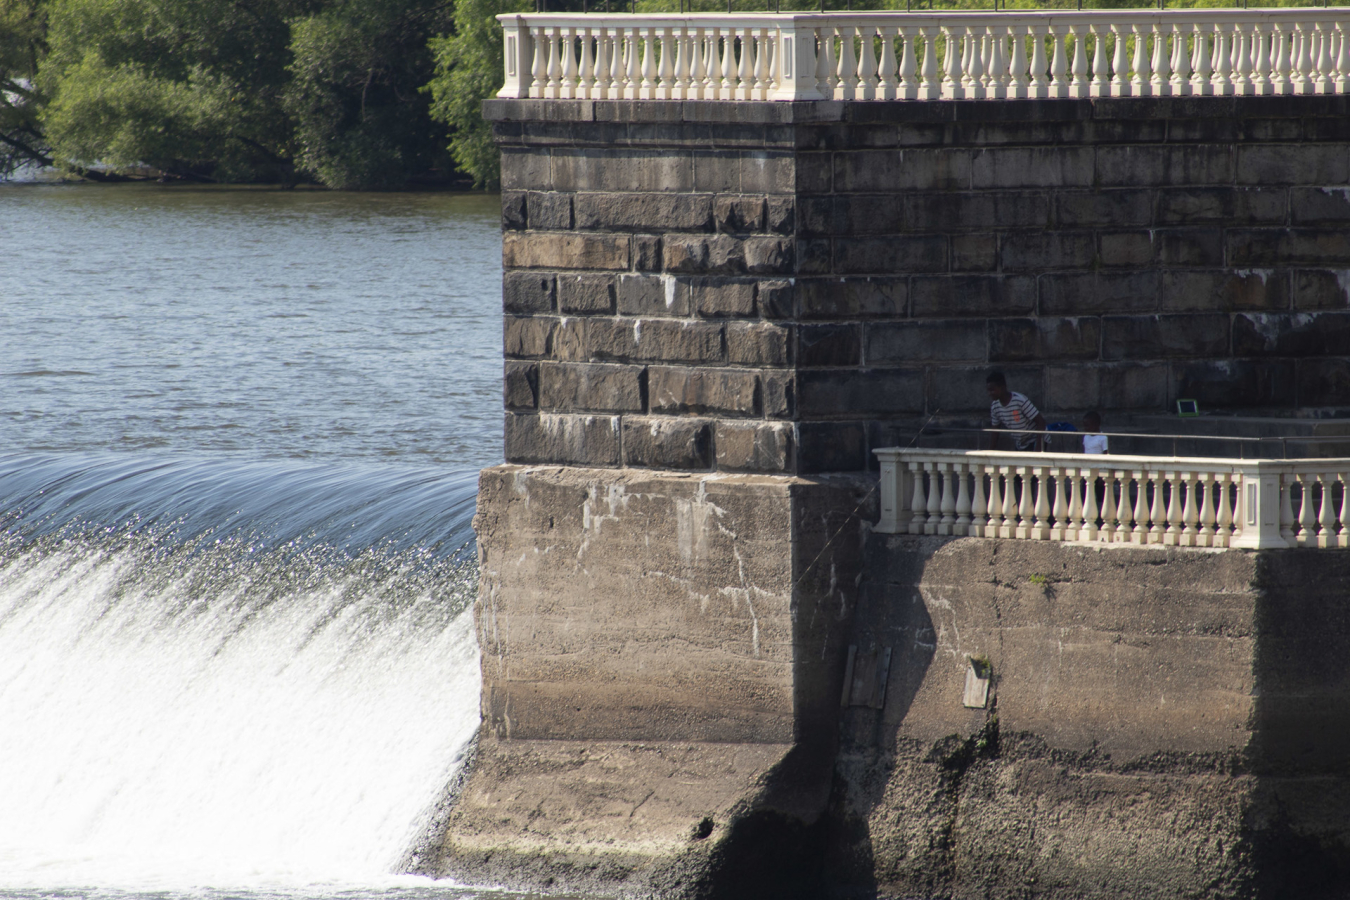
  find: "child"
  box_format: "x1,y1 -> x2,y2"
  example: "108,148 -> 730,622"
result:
1081,411 -> 1108,454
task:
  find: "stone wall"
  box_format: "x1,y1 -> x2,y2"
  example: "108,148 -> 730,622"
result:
488,96 -> 1350,474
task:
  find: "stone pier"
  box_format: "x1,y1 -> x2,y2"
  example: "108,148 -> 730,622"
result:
424,96 -> 1350,899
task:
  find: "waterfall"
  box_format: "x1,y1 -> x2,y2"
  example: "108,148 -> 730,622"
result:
0,454 -> 482,891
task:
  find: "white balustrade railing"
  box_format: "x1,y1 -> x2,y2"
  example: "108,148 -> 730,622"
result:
499,9 -> 1350,102
874,448 -> 1350,550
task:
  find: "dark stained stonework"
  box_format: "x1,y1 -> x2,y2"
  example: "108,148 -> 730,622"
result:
488,96 -> 1350,474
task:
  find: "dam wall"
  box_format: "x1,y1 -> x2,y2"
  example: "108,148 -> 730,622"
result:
430,95 -> 1350,899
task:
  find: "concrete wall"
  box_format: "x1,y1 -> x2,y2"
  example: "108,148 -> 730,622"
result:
488,96 -> 1350,474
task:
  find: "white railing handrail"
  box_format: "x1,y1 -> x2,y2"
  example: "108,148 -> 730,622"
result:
498,8 -> 1350,102
873,447 -> 1350,549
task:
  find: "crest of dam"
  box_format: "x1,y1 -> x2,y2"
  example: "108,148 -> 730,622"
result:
0,453 -> 484,889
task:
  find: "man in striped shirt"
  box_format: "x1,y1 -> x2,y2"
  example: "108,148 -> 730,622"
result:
986,371 -> 1047,451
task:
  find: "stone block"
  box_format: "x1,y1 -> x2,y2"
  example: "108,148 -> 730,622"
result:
1292,269 -> 1350,310
988,317 -> 1101,363
911,275 -> 1036,318
1226,228 -> 1350,266
926,364 -> 1042,415
798,369 -> 925,416
1044,364 -> 1101,411
504,315 -> 555,358
557,274 -> 616,315
1297,357 -> 1350,406
504,361 -> 539,410
867,321 -> 987,364
1290,186 -> 1350,224
835,236 -> 948,274
550,148 -> 693,192
951,234 -> 997,272
527,192 -> 573,230
503,232 -> 629,270
691,278 -> 757,317
1174,358 -> 1297,408
1237,144 -> 1350,185
621,416 -> 713,469
795,152 -> 832,193
798,278 -> 908,319
744,238 -> 794,274
500,147 -> 551,191
1054,190 -> 1153,227
552,318 -> 634,363
765,197 -> 795,234
1039,271 -> 1158,315
797,238 -> 833,274
1159,269 -> 1289,312
737,151 -> 795,193
903,192 -> 1050,231
761,371 -> 795,418
714,421 -> 795,473
503,271 -> 556,314
573,193 -> 714,232
1154,187 -> 1288,225
502,191 -> 527,230
633,319 -> 726,364
727,322 -> 792,366
633,234 -> 662,272
1096,145 -> 1234,186
1231,311 -> 1350,357
538,361 -> 645,413
834,149 -> 972,192
832,195 -> 907,235
1000,232 -> 1095,272
1102,314 -> 1230,361
649,366 -> 759,416
799,324 -> 862,367
757,280 -> 795,319
970,146 -> 1095,188
617,273 -> 689,317
1098,231 -> 1154,268
663,234 -> 745,274
1100,362 -> 1170,409
503,412 -> 621,466
1155,229 -> 1224,267
715,195 -> 766,233
797,422 -> 866,473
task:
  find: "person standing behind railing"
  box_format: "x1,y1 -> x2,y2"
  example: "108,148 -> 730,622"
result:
1081,411 -> 1108,454
985,371 -> 1047,451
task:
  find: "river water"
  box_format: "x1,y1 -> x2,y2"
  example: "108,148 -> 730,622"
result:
0,185 -> 550,899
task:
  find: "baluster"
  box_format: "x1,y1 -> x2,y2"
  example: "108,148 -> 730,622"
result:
1008,24 -> 1030,99
653,26 -> 671,100
637,27 -> 655,99
1317,22 -> 1335,93
1081,467 -> 1100,542
1171,22 -> 1190,95
923,463 -> 942,536
1296,473 -> 1315,545
1162,470 -> 1182,544
1050,467 -> 1069,540
1099,470 -> 1119,541
964,27 -> 985,99
577,27 -> 594,100
881,26 -> 901,101
858,25 -> 879,100
1015,467 -> 1033,539
1192,23 -> 1212,96
1131,23 -> 1149,96
671,27 -> 689,100
545,26 -> 562,99
592,28 -> 610,100
961,27 -> 974,89
1270,23 -> 1290,95
1215,474 -> 1235,547
943,26 -> 963,99
1315,473 -> 1335,547
954,464 -> 972,535
1337,23 -> 1350,93
1180,472 -> 1199,546
939,463 -> 957,533
1338,475 -> 1349,547
1090,24 -> 1109,97
836,26 -> 857,100
737,28 -> 756,101
1151,23 -> 1170,96
624,27 -> 640,100
1029,24 -> 1049,98
1107,23 -> 1126,97
981,29 -> 994,93
1231,22 -> 1251,96
1250,23 -> 1270,96
1280,474 -> 1298,545
1216,23 -> 1234,95
1001,466 -> 1018,538
1068,24 -> 1088,97
823,28 -> 840,98
1293,22 -> 1312,95
1063,468 -> 1081,541
1049,25 -> 1069,97
986,465 -> 1003,538
558,26 -> 577,100
1147,473 -> 1165,543
685,28 -> 703,101
530,27 -> 548,99
919,26 -> 940,99
908,462 -> 927,535
1197,472 -> 1217,546
761,28 -> 777,99
714,28 -> 730,101
970,466 -> 989,537
1125,472 -> 1144,543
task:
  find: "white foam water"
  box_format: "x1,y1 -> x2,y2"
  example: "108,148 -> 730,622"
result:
0,531 -> 482,892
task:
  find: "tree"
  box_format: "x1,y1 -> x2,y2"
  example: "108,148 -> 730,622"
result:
0,0 -> 51,177
425,0 -> 528,189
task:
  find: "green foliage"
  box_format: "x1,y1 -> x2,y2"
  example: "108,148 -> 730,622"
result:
426,0 -> 527,189
0,0 -> 50,176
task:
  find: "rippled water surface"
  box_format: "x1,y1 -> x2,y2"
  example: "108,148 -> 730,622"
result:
0,186 -> 536,900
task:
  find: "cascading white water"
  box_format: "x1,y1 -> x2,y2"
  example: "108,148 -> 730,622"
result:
0,530 -> 481,891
